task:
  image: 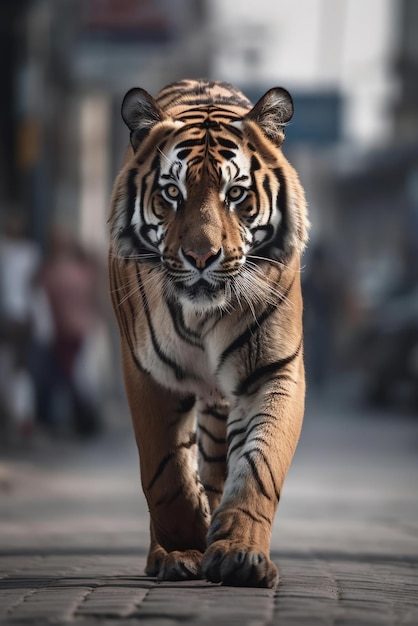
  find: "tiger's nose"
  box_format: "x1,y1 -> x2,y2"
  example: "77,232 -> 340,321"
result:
182,248 -> 221,270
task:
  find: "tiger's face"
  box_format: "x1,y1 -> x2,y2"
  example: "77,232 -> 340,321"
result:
111,81 -> 307,311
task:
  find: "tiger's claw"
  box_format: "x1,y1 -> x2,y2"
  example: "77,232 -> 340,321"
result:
151,550 -> 203,581
202,541 -> 279,588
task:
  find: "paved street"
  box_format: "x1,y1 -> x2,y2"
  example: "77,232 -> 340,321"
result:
1,389 -> 417,625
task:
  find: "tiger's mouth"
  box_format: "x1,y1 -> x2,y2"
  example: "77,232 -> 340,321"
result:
177,279 -> 218,299
173,277 -> 228,308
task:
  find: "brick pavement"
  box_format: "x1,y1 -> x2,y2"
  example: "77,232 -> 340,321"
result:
1,553 -> 417,624
0,393 -> 417,625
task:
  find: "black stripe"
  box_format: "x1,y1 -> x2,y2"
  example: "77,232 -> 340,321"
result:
177,395 -> 196,414
199,424 -> 226,445
117,168 -> 144,252
262,174 -> 274,222
236,507 -> 271,525
139,224 -> 160,251
227,436 -> 245,458
198,442 -> 226,464
119,224 -> 148,257
147,451 -> 174,491
227,411 -> 277,429
217,303 -> 275,370
138,171 -> 149,224
176,137 -> 206,149
248,166 -> 290,261
218,277 -> 295,372
275,167 -> 289,256
227,415 -> 260,446
201,406 -> 228,421
250,154 -> 261,172
259,166 -> 289,260
217,136 -> 239,149
203,484 -> 223,495
227,419 -> 276,459
140,157 -> 159,224
219,149 -> 236,160
235,338 -> 302,397
256,448 -> 280,502
165,297 -> 204,349
137,270 -> 194,381
187,154 -> 204,168
210,108 -> 243,119
222,122 -> 244,139
178,112 -> 207,122
177,149 -> 192,160
118,166 -> 162,259
227,413 -> 274,451
243,452 -> 272,501
269,390 -> 292,400
147,432 -> 196,490
125,168 -> 137,225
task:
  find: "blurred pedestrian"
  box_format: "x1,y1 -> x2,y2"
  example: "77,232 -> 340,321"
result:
32,228 -> 107,437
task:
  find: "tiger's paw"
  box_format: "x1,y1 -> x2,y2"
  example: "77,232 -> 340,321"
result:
146,548 -> 203,581
202,541 -> 279,588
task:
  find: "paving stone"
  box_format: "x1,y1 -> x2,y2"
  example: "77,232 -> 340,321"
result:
1,403 -> 417,624
75,584 -> 151,618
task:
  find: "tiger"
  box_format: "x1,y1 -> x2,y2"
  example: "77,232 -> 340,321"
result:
108,79 -> 308,588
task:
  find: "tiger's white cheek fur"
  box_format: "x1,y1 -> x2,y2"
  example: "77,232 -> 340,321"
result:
158,146 -> 189,202
219,150 -> 251,203
131,196 -> 141,232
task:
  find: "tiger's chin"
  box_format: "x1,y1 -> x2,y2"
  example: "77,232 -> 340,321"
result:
175,279 -> 229,312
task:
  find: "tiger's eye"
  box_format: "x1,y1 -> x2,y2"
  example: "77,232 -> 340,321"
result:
163,184 -> 181,201
228,186 -> 247,203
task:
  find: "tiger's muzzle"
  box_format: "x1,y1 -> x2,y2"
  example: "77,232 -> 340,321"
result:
181,248 -> 222,271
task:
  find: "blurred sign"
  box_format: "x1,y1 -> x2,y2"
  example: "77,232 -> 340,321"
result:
82,0 -> 172,41
242,87 -> 342,146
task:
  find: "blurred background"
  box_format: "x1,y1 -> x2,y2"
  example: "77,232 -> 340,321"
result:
1,0 -> 418,446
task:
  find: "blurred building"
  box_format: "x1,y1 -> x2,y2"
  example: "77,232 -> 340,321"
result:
334,0 -> 418,306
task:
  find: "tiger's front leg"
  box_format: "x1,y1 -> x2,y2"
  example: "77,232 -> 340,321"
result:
121,343 -> 211,581
202,352 -> 305,588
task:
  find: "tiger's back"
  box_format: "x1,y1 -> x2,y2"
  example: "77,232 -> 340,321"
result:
109,79 -> 308,587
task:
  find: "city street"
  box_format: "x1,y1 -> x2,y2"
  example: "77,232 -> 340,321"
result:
1,1 -> 418,624
1,388 -> 417,625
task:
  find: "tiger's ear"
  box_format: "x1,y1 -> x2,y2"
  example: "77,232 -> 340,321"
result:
121,87 -> 165,151
245,87 -> 294,145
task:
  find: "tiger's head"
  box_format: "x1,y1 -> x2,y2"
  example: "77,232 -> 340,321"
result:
110,80 -> 308,311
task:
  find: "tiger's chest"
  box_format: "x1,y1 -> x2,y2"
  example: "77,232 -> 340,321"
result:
132,295 -> 242,399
